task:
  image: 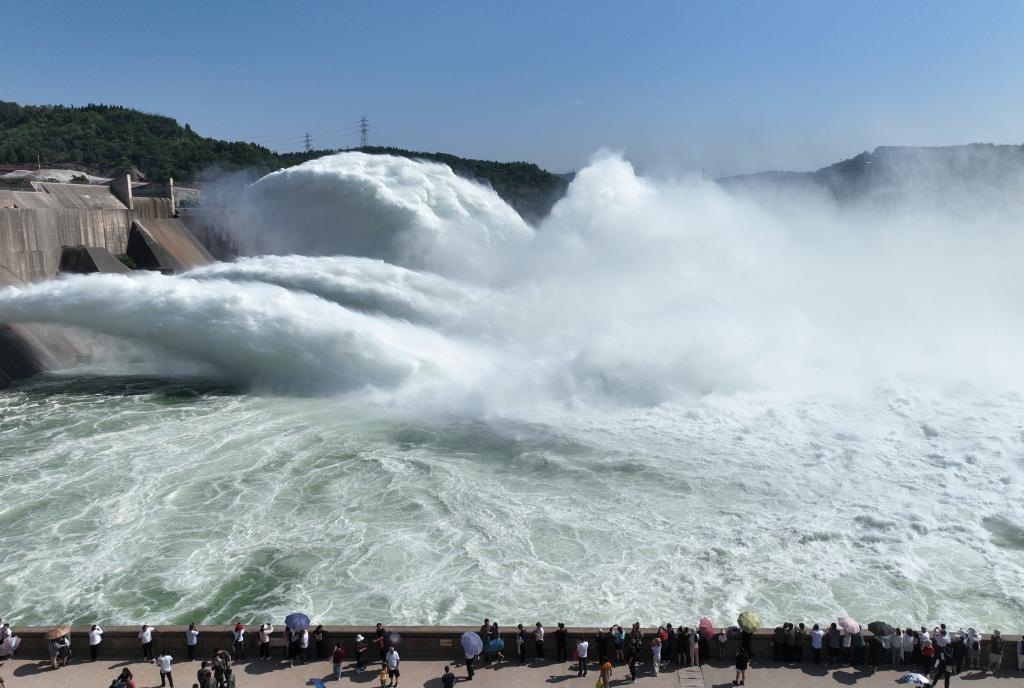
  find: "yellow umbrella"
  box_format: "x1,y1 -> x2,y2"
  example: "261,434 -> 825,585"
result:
737,611 -> 760,633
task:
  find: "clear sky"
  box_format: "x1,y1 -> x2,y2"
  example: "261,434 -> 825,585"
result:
3,0 -> 1023,175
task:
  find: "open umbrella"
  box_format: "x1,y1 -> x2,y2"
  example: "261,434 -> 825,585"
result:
284,612 -> 310,631
896,672 -> 931,686
837,616 -> 861,635
0,636 -> 20,657
383,631 -> 402,648
698,617 -> 714,641
737,612 -> 760,633
44,626 -> 70,640
461,631 -> 483,657
868,621 -> 893,637
486,637 -> 504,654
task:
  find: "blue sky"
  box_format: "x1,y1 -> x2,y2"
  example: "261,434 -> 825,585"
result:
3,1 -> 1023,174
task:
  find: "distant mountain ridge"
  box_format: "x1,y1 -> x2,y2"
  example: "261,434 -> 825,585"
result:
719,143 -> 1024,202
0,100 -> 567,222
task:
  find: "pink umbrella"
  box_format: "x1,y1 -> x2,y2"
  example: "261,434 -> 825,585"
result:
698,617 -> 715,641
837,616 -> 861,634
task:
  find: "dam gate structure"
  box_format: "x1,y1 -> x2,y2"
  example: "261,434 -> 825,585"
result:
0,174 -> 214,387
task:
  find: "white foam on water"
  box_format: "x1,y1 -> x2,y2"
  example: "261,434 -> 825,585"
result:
0,272 -> 484,395
1,151 -> 1023,627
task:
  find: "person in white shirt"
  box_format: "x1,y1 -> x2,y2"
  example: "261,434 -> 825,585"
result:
185,623 -> 199,661
842,631 -> 852,664
902,629 -> 914,664
232,622 -> 245,659
88,624 -> 103,662
299,628 -> 310,663
139,624 -> 157,661
259,623 -> 274,660
534,623 -> 545,659
155,651 -> 173,687
576,638 -> 589,677
386,646 -> 401,687
810,624 -> 825,665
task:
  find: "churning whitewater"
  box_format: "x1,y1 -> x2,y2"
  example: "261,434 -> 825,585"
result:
0,151 -> 1022,629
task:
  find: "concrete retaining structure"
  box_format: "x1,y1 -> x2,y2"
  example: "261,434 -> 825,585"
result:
129,218 -> 213,272
0,175 -> 213,388
58,245 -> 133,274
4,625 -> 1019,669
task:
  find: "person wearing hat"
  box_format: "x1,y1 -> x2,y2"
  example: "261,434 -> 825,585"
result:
355,633 -> 368,672
987,630 -> 1003,673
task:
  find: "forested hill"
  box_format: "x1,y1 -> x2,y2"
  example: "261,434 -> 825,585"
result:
0,101 -> 569,221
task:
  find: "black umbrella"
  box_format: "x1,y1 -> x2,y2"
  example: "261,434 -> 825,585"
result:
867,621 -> 893,637
383,631 -> 402,648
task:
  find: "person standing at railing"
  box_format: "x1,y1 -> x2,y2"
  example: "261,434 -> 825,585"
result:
89,624 -> 103,662
139,625 -> 157,661
258,623 -> 273,660
186,623 -> 199,661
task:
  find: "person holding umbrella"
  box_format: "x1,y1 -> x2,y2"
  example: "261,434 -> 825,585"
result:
461,631 -> 483,681
733,645 -> 749,686
44,626 -> 70,669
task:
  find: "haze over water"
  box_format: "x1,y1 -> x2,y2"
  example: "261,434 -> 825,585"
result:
1,152 -> 1022,629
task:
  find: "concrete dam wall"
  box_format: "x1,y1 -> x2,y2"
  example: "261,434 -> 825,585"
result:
0,175 -> 213,388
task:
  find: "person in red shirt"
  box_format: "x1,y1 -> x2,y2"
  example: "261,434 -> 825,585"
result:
921,640 -> 936,675
332,644 -> 347,680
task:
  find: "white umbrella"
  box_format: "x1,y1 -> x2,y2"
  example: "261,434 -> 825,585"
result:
0,636 -> 20,657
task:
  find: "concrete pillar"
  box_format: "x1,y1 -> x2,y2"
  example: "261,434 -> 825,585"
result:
109,174 -> 134,210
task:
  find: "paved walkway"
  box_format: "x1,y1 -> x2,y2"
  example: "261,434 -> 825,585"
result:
0,656 -> 1018,687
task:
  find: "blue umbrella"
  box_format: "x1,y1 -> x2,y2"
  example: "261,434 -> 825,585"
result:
285,612 -> 311,631
461,631 -> 483,657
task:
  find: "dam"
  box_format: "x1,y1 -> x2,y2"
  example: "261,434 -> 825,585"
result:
0,174 -> 215,387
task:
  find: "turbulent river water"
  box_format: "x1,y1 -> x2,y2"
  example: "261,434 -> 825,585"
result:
0,152 -> 1022,629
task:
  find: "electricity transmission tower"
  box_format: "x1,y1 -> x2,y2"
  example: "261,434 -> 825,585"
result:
303,132 -> 313,152
359,116 -> 370,147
